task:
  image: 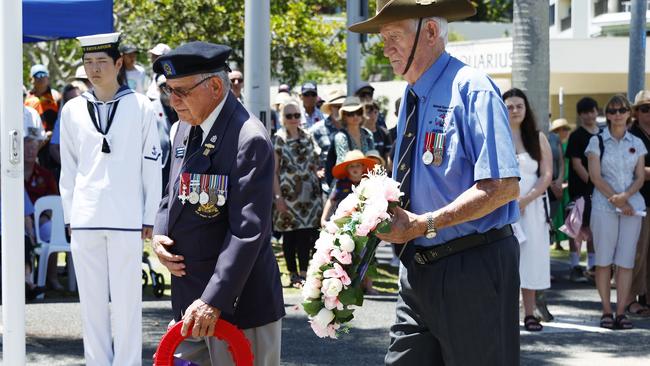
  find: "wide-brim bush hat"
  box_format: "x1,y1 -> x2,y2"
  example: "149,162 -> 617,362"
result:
550,118 -> 573,132
338,96 -> 364,120
349,0 -> 476,34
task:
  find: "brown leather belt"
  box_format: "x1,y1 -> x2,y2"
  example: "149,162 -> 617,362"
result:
413,225 -> 514,265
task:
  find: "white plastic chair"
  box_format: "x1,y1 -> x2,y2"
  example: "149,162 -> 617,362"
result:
34,195 -> 76,294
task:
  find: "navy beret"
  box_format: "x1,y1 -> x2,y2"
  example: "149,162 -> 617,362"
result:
153,41 -> 232,79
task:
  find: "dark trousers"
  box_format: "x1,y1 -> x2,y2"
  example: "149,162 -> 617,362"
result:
282,228 -> 318,273
385,235 -> 520,366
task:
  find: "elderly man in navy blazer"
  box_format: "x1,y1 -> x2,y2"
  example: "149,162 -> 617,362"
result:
152,41 -> 285,365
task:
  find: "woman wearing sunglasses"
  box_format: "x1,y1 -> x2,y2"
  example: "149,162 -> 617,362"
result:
272,99 -> 323,288
333,96 -> 375,164
587,95 -> 647,330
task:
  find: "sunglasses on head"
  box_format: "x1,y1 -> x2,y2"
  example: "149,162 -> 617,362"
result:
285,113 -> 301,120
605,107 -> 629,115
638,105 -> 650,113
344,110 -> 363,117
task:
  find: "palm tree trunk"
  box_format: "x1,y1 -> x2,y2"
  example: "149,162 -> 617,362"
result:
512,0 -> 550,132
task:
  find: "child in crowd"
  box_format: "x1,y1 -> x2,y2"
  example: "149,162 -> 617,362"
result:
321,150 -> 379,295
321,150 -> 376,225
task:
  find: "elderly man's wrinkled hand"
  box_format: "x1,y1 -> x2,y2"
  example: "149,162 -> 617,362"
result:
181,299 -> 221,337
376,206 -> 427,244
152,235 -> 185,277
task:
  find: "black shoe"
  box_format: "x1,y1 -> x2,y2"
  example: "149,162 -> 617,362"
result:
569,266 -> 588,283
26,285 -> 46,301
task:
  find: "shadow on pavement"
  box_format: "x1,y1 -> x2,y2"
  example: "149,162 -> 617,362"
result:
280,315 -> 390,366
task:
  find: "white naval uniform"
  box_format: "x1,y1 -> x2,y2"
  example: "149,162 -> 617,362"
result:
59,86 -> 162,366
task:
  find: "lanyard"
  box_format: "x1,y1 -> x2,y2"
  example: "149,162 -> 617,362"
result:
86,100 -> 120,153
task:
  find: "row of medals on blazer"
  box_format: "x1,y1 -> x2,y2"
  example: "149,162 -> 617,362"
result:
177,133 -> 226,211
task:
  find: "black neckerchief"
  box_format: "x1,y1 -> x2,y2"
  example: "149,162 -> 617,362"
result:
86,99 -> 120,153
83,85 -> 132,154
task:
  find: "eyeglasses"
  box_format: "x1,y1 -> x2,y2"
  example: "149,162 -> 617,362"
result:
302,92 -> 317,97
638,105 -> 650,113
605,107 -> 629,115
230,77 -> 243,83
160,76 -> 213,98
284,113 -> 301,120
343,110 -> 364,117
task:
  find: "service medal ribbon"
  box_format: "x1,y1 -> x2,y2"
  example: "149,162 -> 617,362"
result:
178,173 -> 190,204
422,132 -> 435,165
199,175 -> 210,205
217,175 -> 228,206
432,132 -> 445,166
188,174 -> 200,205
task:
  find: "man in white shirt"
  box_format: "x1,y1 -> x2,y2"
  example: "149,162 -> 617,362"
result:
59,32 -> 162,366
120,43 -> 148,94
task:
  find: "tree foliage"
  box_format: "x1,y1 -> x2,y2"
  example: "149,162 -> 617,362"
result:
469,0 -> 513,22
114,0 -> 347,87
24,0 -> 514,88
25,0 -> 346,88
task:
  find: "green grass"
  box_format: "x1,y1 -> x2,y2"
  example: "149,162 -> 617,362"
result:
550,239 -> 589,262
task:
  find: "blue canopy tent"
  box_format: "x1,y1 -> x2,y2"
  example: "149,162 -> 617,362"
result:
23,0 -> 113,43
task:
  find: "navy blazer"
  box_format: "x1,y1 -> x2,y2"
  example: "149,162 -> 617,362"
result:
154,92 -> 285,329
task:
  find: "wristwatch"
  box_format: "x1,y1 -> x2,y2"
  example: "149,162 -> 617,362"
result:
424,213 -> 437,239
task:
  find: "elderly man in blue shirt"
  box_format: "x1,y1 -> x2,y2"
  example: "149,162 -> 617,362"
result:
350,1 -> 521,365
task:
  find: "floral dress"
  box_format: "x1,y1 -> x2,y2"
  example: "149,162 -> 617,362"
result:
273,128 -> 323,232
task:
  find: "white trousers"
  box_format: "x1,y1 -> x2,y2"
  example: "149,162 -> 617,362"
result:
71,230 -> 143,366
174,319 -> 282,366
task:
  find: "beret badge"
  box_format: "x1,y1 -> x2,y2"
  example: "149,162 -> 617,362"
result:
161,60 -> 175,77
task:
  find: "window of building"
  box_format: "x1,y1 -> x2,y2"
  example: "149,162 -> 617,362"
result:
550,4 -> 555,26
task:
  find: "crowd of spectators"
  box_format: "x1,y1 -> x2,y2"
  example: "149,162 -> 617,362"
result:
9,44 -> 650,331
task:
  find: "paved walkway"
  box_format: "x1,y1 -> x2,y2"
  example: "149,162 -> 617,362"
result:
1,244 -> 649,365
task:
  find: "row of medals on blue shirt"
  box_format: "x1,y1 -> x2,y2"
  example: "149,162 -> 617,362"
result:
423,131 -> 444,166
